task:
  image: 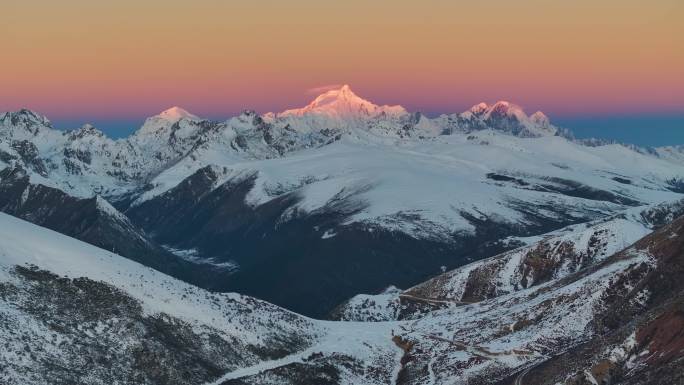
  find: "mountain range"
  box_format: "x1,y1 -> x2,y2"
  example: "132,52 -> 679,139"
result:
1,85 -> 684,384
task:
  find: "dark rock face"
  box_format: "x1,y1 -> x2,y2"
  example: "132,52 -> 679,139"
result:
0,109 -> 52,133
612,176 -> 632,184
486,172 -> 642,207
10,140 -> 48,176
63,147 -> 92,165
486,172 -> 530,186
539,177 -> 641,206
666,177 -> 684,193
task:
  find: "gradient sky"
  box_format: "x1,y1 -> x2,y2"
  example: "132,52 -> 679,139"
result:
2,0 -> 683,143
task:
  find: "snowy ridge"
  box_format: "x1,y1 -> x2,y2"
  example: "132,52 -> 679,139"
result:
409,215 -> 649,301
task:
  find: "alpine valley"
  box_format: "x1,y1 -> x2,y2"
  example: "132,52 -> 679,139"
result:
1,85 -> 684,384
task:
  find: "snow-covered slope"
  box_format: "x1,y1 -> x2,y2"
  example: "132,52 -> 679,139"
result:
394,239 -> 655,384
0,212 -> 401,385
361,206 -> 684,385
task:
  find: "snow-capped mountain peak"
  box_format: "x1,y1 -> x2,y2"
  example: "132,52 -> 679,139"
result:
469,102 -> 490,115
484,100 -> 527,120
0,109 -> 53,133
464,101 -> 529,121
530,110 -> 551,127
135,106 -> 201,137
277,84 -> 407,119
66,123 -> 105,140
157,106 -> 199,123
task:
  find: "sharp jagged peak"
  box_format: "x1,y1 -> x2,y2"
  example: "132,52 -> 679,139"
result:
465,100 -> 539,121
485,101 -> 527,120
275,84 -> 407,119
0,108 -> 52,128
455,101 -> 560,137
469,102 -> 490,115
467,100 -> 523,114
66,123 -> 106,140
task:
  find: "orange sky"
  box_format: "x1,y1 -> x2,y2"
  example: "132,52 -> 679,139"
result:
2,0 -> 683,120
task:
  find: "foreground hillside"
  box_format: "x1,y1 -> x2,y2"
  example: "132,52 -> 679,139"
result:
2,200 -> 683,384
332,202 -> 684,384
388,212 -> 684,385
0,213 -> 400,385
